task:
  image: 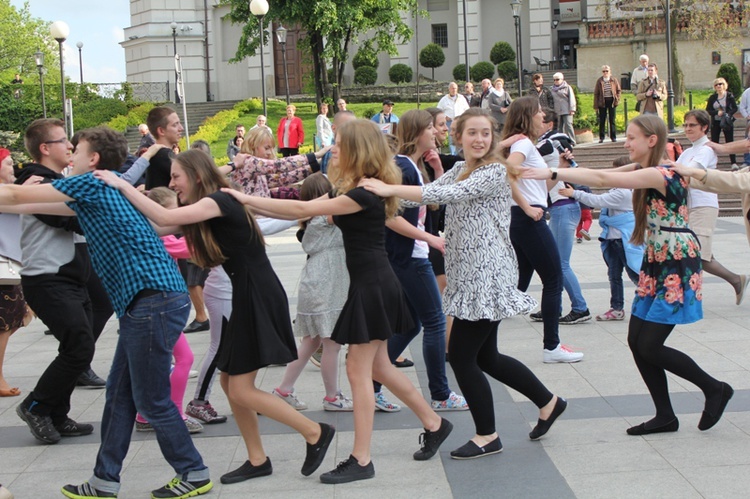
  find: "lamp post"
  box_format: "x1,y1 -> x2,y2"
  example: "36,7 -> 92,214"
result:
664,0 -> 677,133
511,0 -> 523,97
461,0 -> 470,83
35,50 -> 47,118
50,21 -> 69,136
276,25 -> 290,105
249,0 -> 269,117
76,41 -> 84,84
171,21 -> 180,103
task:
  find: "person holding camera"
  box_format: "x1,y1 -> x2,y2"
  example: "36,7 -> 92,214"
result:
706,77 -> 739,170
636,63 -> 667,118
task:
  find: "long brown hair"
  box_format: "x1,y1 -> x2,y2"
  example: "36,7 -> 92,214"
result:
174,149 -> 265,267
328,119 -> 402,218
450,108 -> 507,181
397,109 -> 438,209
299,172 -> 333,230
629,114 -> 667,246
501,96 -> 543,154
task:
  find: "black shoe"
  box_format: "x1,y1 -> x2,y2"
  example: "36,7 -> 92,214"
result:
529,397 -> 567,440
626,418 -> 679,436
559,309 -> 592,325
450,437 -> 503,460
320,455 -> 375,484
151,478 -> 212,498
61,482 -> 118,498
599,139 -> 604,143
184,319 -> 210,333
76,368 -> 106,389
699,382 -> 734,431
301,422 -> 335,476
529,311 -> 543,322
220,458 -> 272,484
413,417 -> 453,461
55,418 -> 94,437
16,402 -> 60,444
393,358 -> 414,368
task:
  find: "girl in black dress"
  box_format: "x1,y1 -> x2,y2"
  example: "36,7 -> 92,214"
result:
94,150 -> 334,485
223,119 -> 453,484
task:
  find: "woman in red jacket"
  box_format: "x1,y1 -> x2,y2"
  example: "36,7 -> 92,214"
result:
277,104 -> 305,157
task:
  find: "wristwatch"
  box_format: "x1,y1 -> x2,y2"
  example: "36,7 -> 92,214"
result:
550,167 -> 558,180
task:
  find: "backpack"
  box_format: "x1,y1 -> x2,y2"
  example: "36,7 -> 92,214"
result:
666,138 -> 683,161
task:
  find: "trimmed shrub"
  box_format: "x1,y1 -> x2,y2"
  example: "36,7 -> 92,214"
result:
452,64 -> 467,82
470,61 -> 495,82
496,61 -> 518,81
419,43 -> 446,80
389,64 -> 413,84
352,46 -> 379,71
354,66 -> 378,85
716,63 -> 742,98
490,42 -> 515,65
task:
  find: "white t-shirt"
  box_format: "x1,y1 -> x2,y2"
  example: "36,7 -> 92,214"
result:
510,138 -> 549,207
682,136 -> 719,209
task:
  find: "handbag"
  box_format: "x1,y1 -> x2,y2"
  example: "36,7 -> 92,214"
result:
0,255 -> 22,285
720,112 -> 736,130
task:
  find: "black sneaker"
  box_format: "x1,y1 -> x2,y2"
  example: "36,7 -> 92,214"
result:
413,417 -> 453,461
559,309 -> 592,325
16,402 -> 60,444
320,455 -> 375,484
77,368 -> 106,389
301,422 -> 335,476
220,458 -> 272,484
529,311 -> 543,322
151,477 -> 212,498
61,482 -> 118,498
183,319 -> 210,334
55,418 -> 94,437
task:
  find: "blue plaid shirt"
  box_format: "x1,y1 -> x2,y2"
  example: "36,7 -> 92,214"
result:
53,172 -> 187,317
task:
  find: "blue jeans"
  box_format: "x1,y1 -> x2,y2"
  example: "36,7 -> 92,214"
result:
549,202 -> 588,313
384,257 -> 450,401
90,291 -> 208,494
602,239 -> 640,311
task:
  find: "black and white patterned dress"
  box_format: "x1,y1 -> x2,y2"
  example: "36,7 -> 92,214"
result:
419,161 -> 537,321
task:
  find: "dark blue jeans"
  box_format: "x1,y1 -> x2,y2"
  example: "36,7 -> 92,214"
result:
602,239 -> 640,311
90,291 -> 208,494
377,257 -> 450,401
510,206 -> 562,351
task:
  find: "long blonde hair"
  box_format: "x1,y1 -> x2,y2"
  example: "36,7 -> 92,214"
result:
629,114 -> 667,246
328,119 -> 402,218
450,108 -> 507,181
174,149 -> 265,267
241,127 -> 276,158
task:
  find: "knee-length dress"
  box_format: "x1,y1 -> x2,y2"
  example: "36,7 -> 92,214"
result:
294,216 -> 349,337
631,167 -> 702,324
209,191 -> 297,374
329,187 -> 413,345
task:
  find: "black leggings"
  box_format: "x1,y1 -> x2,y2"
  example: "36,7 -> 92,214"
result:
449,319 -> 553,436
627,315 -> 720,423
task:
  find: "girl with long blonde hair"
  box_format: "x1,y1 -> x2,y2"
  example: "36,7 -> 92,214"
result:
222,119 -> 453,484
522,114 -> 733,435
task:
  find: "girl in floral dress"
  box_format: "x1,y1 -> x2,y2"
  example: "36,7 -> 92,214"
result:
522,114 -> 733,436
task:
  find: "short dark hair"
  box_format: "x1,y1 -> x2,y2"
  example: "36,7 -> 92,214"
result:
532,73 -> 543,82
684,109 -> 711,133
191,139 -> 211,155
24,118 -> 65,162
542,107 -> 557,124
648,63 -> 658,70
147,106 -> 176,138
236,124 -> 244,129
73,127 -> 128,170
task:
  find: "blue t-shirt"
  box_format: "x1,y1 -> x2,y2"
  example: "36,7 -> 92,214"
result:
52,172 -> 186,317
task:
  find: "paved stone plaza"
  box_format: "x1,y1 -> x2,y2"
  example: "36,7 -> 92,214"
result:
3,217 -> 750,498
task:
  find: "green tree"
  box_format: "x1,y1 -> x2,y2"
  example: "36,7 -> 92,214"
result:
352,42 -> 379,70
489,42 -> 515,65
452,64 -> 466,82
470,61 -> 495,83
419,43 -> 445,80
0,0 -> 60,82
224,0 -> 419,107
389,63 -> 412,83
496,61 -> 517,81
717,63 -> 742,98
354,66 -> 378,85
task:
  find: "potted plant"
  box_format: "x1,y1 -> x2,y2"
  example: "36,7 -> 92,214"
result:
573,115 -> 595,144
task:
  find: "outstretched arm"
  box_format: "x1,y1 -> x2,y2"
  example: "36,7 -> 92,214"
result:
221,188 -> 362,220
522,165 -> 666,193
358,179 -> 423,203
0,183 -> 73,206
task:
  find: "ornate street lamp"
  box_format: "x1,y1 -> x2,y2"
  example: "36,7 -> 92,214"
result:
50,21 -> 70,136
250,0 -> 269,117
171,21 -> 179,103
276,24 -> 290,105
664,0 -> 677,132
76,41 -> 84,84
35,50 -> 47,118
511,0 -> 524,96
462,0 -> 470,83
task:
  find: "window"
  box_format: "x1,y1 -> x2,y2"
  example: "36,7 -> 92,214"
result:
427,0 -> 449,10
432,24 -> 448,48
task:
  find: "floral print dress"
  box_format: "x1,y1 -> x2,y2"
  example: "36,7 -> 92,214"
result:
632,167 -> 702,324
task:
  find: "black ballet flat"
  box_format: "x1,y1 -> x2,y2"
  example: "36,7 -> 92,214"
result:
529,397 -> 567,440
393,358 -> 414,368
450,437 -> 503,460
698,382 -> 734,431
626,418 -> 679,436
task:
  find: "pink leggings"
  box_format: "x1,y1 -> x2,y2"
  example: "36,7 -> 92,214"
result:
576,208 -> 593,238
136,332 -> 193,423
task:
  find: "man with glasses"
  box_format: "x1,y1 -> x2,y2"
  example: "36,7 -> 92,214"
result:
13,119 -> 96,445
593,65 -> 622,143
463,82 -> 481,107
550,72 -> 576,142
636,63 -> 667,119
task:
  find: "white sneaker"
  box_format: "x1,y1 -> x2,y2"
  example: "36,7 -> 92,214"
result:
272,388 -> 308,410
543,344 -> 584,364
188,369 -> 199,379
323,391 -> 354,411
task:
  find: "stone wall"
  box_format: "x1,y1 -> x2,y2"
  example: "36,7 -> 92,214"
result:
339,82 -> 449,103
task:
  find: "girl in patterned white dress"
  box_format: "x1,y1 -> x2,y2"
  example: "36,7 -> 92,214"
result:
361,108 -> 567,460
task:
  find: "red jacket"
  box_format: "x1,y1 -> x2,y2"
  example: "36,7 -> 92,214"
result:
276,117 -> 305,148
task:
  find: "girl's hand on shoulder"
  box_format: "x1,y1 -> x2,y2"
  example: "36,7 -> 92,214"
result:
665,161 -> 698,182
499,134 -> 526,149
232,153 -> 248,169
558,186 -> 575,198
21,175 -> 44,186
93,170 -> 127,189
220,187 -> 250,204
358,178 -> 393,197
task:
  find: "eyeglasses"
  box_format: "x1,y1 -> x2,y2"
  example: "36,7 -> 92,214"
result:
44,138 -> 69,145
714,84 -> 724,87
602,70 -> 610,73
553,78 -> 561,81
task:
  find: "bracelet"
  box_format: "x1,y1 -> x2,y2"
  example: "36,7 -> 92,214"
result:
228,162 -> 236,172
